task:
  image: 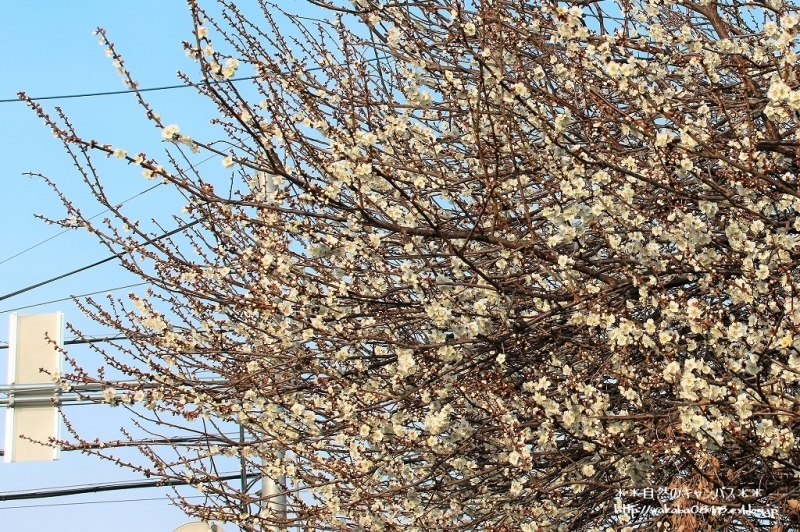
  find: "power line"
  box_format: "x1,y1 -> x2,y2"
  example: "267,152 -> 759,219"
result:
0,282 -> 148,315
0,76 -> 257,104
0,183 -> 163,266
0,217 -> 203,303
0,472 -> 257,502
0,255 -> 121,302
0,494 -> 206,511
1,152 -> 217,267
0,334 -> 135,351
0,333 -> 133,350
1,55 -> 389,105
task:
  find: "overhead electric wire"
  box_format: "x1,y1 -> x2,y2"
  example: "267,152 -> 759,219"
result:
0,153 -> 214,303
1,152 -> 217,267
0,255 -> 123,301
0,494 -> 206,511
0,472 -> 258,502
0,281 -> 148,315
0,182 -> 163,266
0,76 -> 258,104
0,217 -> 203,303
1,450 -> 243,497
0,334 -> 132,351
0,55 -> 388,104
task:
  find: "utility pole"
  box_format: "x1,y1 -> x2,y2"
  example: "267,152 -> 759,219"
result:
2,312 -> 62,462
256,159 -> 288,532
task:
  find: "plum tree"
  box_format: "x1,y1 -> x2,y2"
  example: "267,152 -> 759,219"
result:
27,0 -> 800,530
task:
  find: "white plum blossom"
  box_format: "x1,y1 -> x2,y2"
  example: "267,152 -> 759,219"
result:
162,124 -> 180,140
768,79 -> 791,102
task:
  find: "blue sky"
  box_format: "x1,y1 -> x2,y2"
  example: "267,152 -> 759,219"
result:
0,1 -> 306,530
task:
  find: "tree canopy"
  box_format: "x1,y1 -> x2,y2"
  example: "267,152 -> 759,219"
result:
27,0 -> 800,529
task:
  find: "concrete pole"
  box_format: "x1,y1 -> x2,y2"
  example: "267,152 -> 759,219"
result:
3,313 -> 63,463
257,161 -> 288,530
261,449 -> 287,531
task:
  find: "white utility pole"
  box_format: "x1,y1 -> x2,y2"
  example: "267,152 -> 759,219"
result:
2,313 -> 63,462
256,160 -> 288,531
